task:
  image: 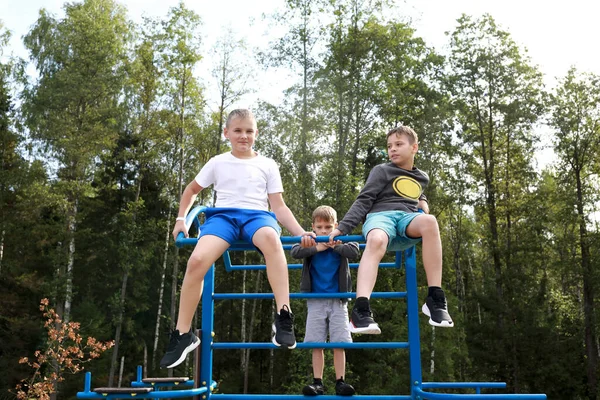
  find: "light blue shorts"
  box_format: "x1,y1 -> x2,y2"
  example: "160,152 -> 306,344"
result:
199,208 -> 281,248
304,299 -> 352,343
362,210 -> 422,252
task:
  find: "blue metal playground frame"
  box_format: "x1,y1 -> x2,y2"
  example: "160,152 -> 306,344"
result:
77,205 -> 546,400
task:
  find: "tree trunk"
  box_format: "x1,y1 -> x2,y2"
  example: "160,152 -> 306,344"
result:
269,300 -> 275,390
118,356 -> 125,387
168,66 -> 188,379
153,203 -> 173,370
143,341 -> 148,379
429,327 -> 436,375
64,198 -> 78,323
108,269 -> 129,386
0,229 -> 4,275
576,170 -> 598,400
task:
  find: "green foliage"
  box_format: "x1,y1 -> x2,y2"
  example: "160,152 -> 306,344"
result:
2,2 -> 600,399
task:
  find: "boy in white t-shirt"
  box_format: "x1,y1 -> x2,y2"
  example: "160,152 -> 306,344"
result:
160,109 -> 316,369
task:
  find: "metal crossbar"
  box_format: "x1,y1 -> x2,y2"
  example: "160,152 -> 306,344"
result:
77,205 -> 546,399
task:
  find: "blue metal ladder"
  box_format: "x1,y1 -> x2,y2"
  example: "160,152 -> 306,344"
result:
77,205 -> 547,399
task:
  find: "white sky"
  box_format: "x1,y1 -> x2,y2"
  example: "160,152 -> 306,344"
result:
2,0 -> 599,99
1,0 -> 600,168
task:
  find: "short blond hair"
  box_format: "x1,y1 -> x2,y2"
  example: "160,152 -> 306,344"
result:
226,109 -> 256,127
312,205 -> 337,223
387,126 -> 418,145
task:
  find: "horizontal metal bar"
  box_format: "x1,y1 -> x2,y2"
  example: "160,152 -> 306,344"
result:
414,388 -> 546,399
177,235 -> 367,249
212,342 -> 408,349
225,262 -> 398,270
77,387 -> 209,399
422,383 -> 507,389
211,395 -> 411,400
212,292 -> 406,300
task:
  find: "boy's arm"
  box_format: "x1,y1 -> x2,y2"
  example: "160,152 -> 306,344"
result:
418,199 -> 429,214
268,193 -> 316,243
329,167 -> 385,243
290,244 -> 318,259
172,180 -> 204,239
333,242 -> 360,260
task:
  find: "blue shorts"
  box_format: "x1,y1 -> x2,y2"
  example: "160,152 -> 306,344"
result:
199,208 -> 281,247
362,210 -> 422,251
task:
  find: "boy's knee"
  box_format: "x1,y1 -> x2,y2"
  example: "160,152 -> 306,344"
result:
366,231 -> 388,250
254,227 -> 281,250
188,254 -> 207,270
420,214 -> 439,233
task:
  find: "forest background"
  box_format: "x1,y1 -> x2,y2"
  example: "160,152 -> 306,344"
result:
0,0 -> 599,399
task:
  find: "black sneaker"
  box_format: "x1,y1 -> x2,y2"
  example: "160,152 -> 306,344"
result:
302,382 -> 325,396
272,305 -> 297,349
335,379 -> 355,396
159,329 -> 200,368
348,299 -> 381,334
422,288 -> 454,327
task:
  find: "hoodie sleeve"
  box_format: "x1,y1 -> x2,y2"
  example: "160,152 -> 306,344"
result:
333,242 -> 360,260
337,165 -> 386,234
290,243 -> 318,259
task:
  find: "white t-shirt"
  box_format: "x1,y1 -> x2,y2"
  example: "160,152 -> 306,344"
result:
195,152 -> 284,211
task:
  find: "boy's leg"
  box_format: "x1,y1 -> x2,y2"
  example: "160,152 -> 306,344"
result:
303,350 -> 325,396
405,214 -> 442,287
333,348 -> 345,379
333,349 -> 355,396
253,226 -> 290,311
303,300 -> 325,396
177,235 -> 231,332
349,229 -> 386,334
312,349 -> 325,379
253,226 -> 297,348
405,214 -> 453,327
161,235 -> 230,368
356,228 -> 388,298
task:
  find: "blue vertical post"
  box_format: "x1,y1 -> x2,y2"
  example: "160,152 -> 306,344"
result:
200,265 -> 216,397
404,246 -> 423,399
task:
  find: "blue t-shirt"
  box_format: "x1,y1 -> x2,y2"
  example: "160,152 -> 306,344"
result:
310,249 -> 342,293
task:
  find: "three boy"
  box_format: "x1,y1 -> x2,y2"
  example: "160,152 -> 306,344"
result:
162,115 -> 453,396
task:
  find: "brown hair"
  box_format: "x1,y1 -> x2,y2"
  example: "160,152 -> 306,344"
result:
312,205 -> 337,223
226,109 -> 256,127
387,126 -> 418,145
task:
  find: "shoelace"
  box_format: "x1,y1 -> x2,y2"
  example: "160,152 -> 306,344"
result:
356,306 -> 374,319
166,330 -> 181,351
278,309 -> 294,331
431,295 -> 447,310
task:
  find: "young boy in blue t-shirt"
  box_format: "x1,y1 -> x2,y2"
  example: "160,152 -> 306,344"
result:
291,206 -> 359,396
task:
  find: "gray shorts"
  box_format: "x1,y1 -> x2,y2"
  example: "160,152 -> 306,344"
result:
304,299 -> 352,343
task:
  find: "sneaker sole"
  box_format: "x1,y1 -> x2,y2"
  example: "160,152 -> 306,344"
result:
271,324 -> 297,349
348,321 -> 381,334
302,387 -> 323,396
162,338 -> 201,369
422,304 -> 454,328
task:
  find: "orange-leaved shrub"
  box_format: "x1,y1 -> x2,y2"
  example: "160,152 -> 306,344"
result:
15,298 -> 114,400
